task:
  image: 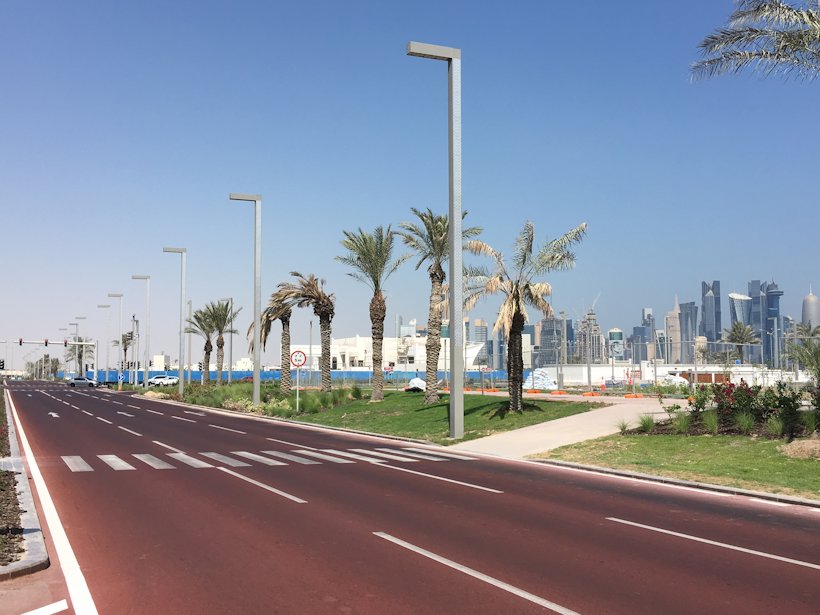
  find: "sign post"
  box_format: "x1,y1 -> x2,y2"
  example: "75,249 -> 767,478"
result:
290,350 -> 307,413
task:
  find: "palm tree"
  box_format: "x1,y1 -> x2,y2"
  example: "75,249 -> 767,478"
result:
722,321 -> 761,364
787,336 -> 820,381
65,337 -> 95,375
112,333 -> 131,375
795,322 -> 820,338
208,300 -> 242,385
397,208 -> 482,404
256,293 -> 293,395
186,307 -> 215,383
464,221 -> 587,414
692,1 -> 820,81
336,226 -> 408,402
277,272 -> 335,392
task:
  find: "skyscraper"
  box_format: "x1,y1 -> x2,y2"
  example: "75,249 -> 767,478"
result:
728,292 -> 752,326
665,298 -> 681,364
803,288 -> 820,328
679,301 -> 698,363
748,280 -> 766,363
763,281 -> 783,365
700,281 -> 722,342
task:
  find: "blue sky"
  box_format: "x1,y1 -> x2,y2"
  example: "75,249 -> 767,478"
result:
2,1 -> 816,370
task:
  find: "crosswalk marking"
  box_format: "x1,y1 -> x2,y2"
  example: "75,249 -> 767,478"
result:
98,455 -> 136,471
167,453 -> 213,468
291,450 -> 355,464
200,452 -> 251,467
232,451 -> 287,466
62,456 -> 93,472
402,447 -> 478,461
261,450 -> 321,465
321,449 -> 386,464
377,448 -> 447,461
350,448 -> 419,462
133,454 -> 175,470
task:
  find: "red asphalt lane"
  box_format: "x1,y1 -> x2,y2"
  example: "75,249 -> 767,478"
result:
5,381 -> 820,614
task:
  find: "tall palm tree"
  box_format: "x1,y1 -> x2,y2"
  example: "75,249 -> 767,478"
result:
112,333 -> 131,375
65,337 -> 95,375
397,208 -> 482,404
336,226 -> 408,402
465,221 -> 587,414
787,336 -> 820,381
186,307 -> 215,383
692,1 -> 820,80
208,300 -> 242,385
795,322 -> 820,338
722,321 -> 761,364
256,293 -> 293,395
277,272 -> 335,392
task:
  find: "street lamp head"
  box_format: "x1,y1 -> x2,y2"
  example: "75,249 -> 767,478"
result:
98,304 -> 110,309
406,41 -> 460,61
75,316 -> 86,320
108,293 -> 123,298
132,274 -> 150,280
163,247 -> 186,254
229,193 -> 262,203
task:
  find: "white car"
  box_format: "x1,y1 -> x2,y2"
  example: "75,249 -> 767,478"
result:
147,375 -> 179,386
68,377 -> 99,387
661,374 -> 689,386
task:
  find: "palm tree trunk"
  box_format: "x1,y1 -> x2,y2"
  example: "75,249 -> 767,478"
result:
508,311 -> 525,413
320,314 -> 332,392
424,268 -> 444,405
370,292 -> 386,402
280,312 -> 292,395
203,340 -> 213,383
216,335 -> 224,384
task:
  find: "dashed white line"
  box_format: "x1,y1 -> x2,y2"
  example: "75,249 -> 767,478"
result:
111,400 -> 123,405
82,410 -> 93,416
374,532 -> 578,614
216,467 -> 307,503
96,417 -> 113,425
127,404 -> 141,410
70,405 -> 80,410
171,415 -> 196,423
184,410 -> 206,416
145,409 -> 164,415
607,517 -> 820,570
117,426 -> 143,437
209,424 -> 246,434
152,440 -> 184,453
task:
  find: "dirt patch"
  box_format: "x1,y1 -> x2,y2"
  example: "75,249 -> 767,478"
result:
780,434 -> 820,459
0,470 -> 23,565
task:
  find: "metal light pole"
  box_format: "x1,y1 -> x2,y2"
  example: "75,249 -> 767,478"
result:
187,300 -> 192,385
229,193 -> 262,406
97,304 -> 111,383
74,316 -> 86,375
132,275 -> 151,386
69,322 -> 79,375
163,247 -> 187,397
108,293 -> 124,389
220,297 -> 234,383
407,41 -> 464,439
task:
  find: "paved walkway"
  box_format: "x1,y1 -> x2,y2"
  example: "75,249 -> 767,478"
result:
450,393 -> 668,458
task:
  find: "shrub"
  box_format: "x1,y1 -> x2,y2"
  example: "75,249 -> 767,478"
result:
734,411 -> 755,435
733,381 -> 762,420
711,382 -> 736,423
638,414 -> 655,433
766,414 -> 784,438
672,412 -> 692,435
702,409 -> 719,435
331,388 -> 348,406
801,411 -> 818,435
617,419 -> 630,435
351,384 -> 363,399
688,385 -> 710,417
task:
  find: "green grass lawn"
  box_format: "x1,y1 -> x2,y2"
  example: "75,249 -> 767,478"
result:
287,391 -> 604,445
538,434 -> 820,500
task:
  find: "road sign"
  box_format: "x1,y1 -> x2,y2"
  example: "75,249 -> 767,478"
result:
290,350 -> 307,367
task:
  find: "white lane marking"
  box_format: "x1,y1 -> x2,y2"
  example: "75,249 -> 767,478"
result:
111,400 -> 123,405
321,449 -> 386,464
351,448 -> 419,462
267,437 -> 318,450
261,450 -> 321,465
133,454 -> 175,470
291,449 -> 355,464
374,532 -> 578,614
127,404 -> 141,409
171,415 -> 196,423
153,440 -> 184,453
749,497 -> 790,507
116,411 -> 134,417
61,456 -> 94,472
145,409 -> 164,415
377,464 -> 503,494
200,452 -> 251,467
117,426 -> 143,437
96,417 -> 113,425
232,451 -> 287,466
167,453 -> 213,468
402,447 -> 478,461
607,518 -> 820,571
20,598 -> 69,615
82,410 -> 93,416
209,424 -> 246,434
184,410 -> 206,416
217,467 -> 307,503
377,447 -> 447,461
70,405 -> 80,410
6,392 -> 99,614
98,455 -> 136,471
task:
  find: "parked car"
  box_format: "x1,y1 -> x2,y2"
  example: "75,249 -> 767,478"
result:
147,375 -> 179,386
68,377 -> 99,387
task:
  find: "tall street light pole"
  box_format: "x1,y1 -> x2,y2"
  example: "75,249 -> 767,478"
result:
108,293 -> 124,389
69,322 -> 79,375
74,316 -> 86,375
163,247 -> 187,397
220,297 -> 234,383
132,275 -> 151,386
407,41 -> 464,438
229,193 -> 262,406
97,304 -> 110,383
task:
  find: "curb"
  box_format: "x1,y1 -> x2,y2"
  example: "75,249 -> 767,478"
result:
0,391 -> 49,581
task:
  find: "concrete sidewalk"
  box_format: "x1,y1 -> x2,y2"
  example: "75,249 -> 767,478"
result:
450,393 -> 667,458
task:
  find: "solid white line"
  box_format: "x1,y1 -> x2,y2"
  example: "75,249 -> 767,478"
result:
217,467 -> 307,503
749,497 -> 790,507
209,424 -> 246,434
152,440 -> 184,453
607,517 -> 820,570
266,437 -> 318,450
171,415 -> 196,423
6,392 -> 99,614
95,417 -> 113,425
145,409 -> 164,415
374,532 -> 578,614
20,599 -> 69,615
376,464 -> 503,493
98,455 -> 136,471
117,426 -> 143,437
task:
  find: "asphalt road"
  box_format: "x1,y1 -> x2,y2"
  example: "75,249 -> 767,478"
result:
4,380 -> 820,614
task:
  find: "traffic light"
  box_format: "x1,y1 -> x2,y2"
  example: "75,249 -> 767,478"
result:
0,360 -> 5,370
44,339 -> 48,347
19,338 -> 22,346
198,362 -> 203,370
64,339 -> 68,347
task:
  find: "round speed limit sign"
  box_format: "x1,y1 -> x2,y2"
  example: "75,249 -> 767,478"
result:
290,350 -> 307,367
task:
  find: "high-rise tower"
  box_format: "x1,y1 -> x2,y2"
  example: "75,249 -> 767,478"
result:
803,288 -> 820,328
700,281 -> 721,342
